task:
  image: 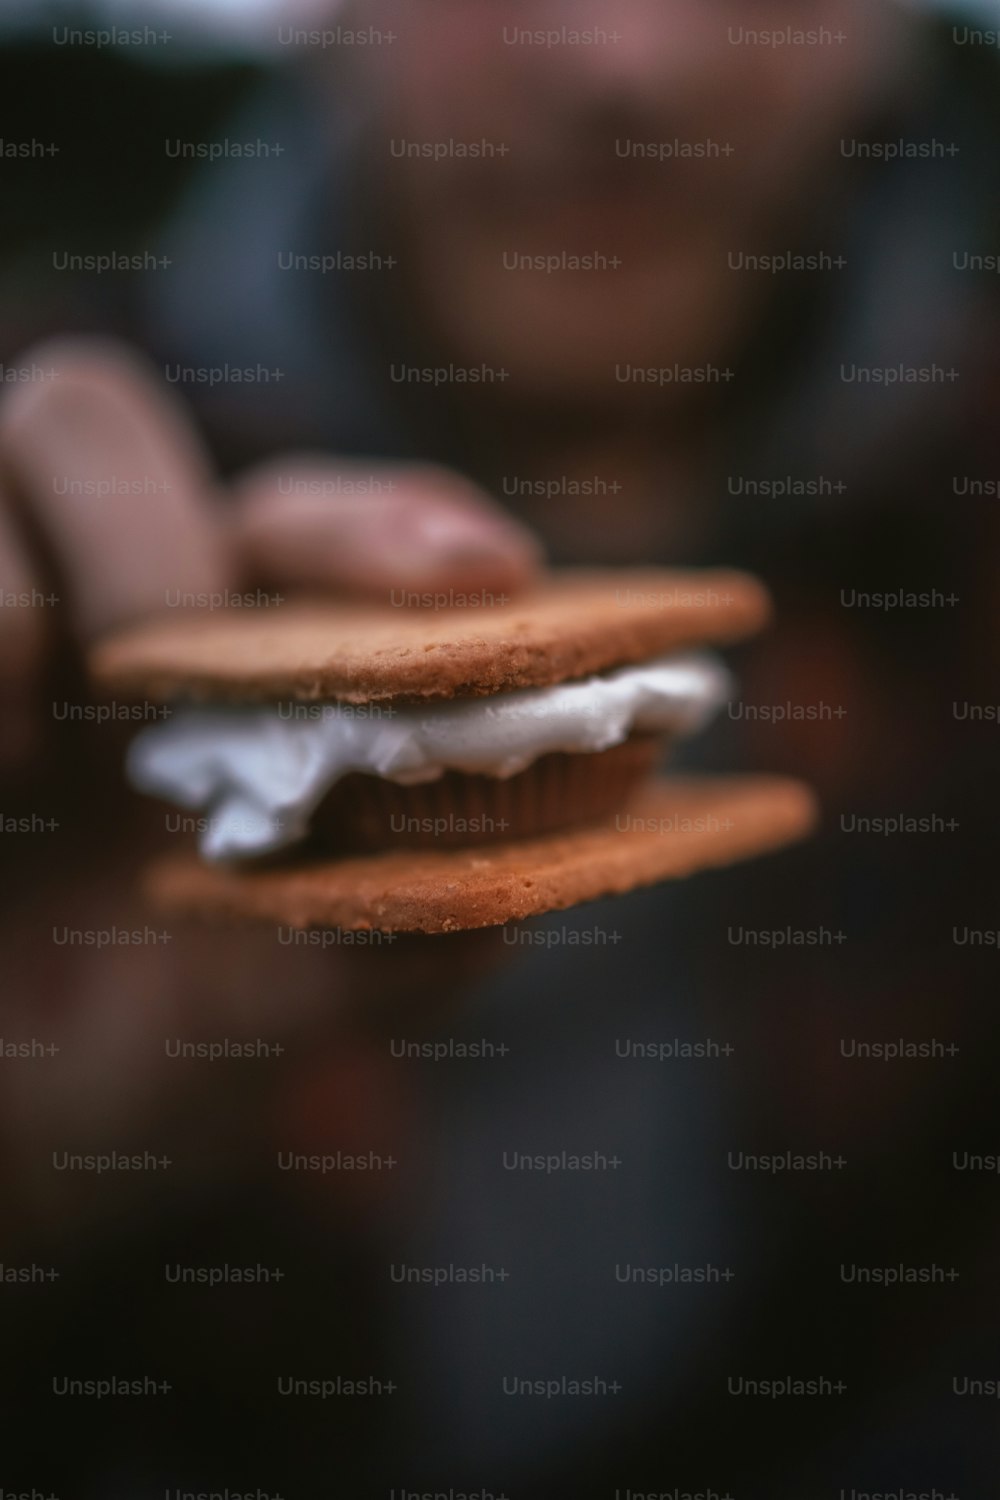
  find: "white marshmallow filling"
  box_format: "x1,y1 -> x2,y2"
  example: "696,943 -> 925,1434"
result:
127,651 -> 731,862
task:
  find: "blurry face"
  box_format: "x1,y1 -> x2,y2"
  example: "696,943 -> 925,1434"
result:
344,0 -> 908,405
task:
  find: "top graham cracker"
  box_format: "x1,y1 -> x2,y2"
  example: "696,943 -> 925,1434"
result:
89,568 -> 770,705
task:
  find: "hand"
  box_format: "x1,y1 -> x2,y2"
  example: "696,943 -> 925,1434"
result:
0,337 -> 541,1193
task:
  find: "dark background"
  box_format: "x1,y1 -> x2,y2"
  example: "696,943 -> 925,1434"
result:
2,4 -> 1000,1498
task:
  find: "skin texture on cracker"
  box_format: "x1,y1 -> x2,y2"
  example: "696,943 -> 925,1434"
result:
142,775 -> 817,934
89,568 -> 771,704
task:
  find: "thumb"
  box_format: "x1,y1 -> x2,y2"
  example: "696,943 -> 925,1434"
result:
229,457 -> 544,599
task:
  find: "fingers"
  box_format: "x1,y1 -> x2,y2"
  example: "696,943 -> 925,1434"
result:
0,341 -> 543,630
230,457 -> 544,598
0,337 -> 231,640
0,481 -> 49,767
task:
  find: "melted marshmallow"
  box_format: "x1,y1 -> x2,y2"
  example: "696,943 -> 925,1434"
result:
128,652 -> 730,861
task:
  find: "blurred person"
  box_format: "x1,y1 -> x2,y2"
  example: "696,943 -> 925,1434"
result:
2,0 -> 1000,1494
